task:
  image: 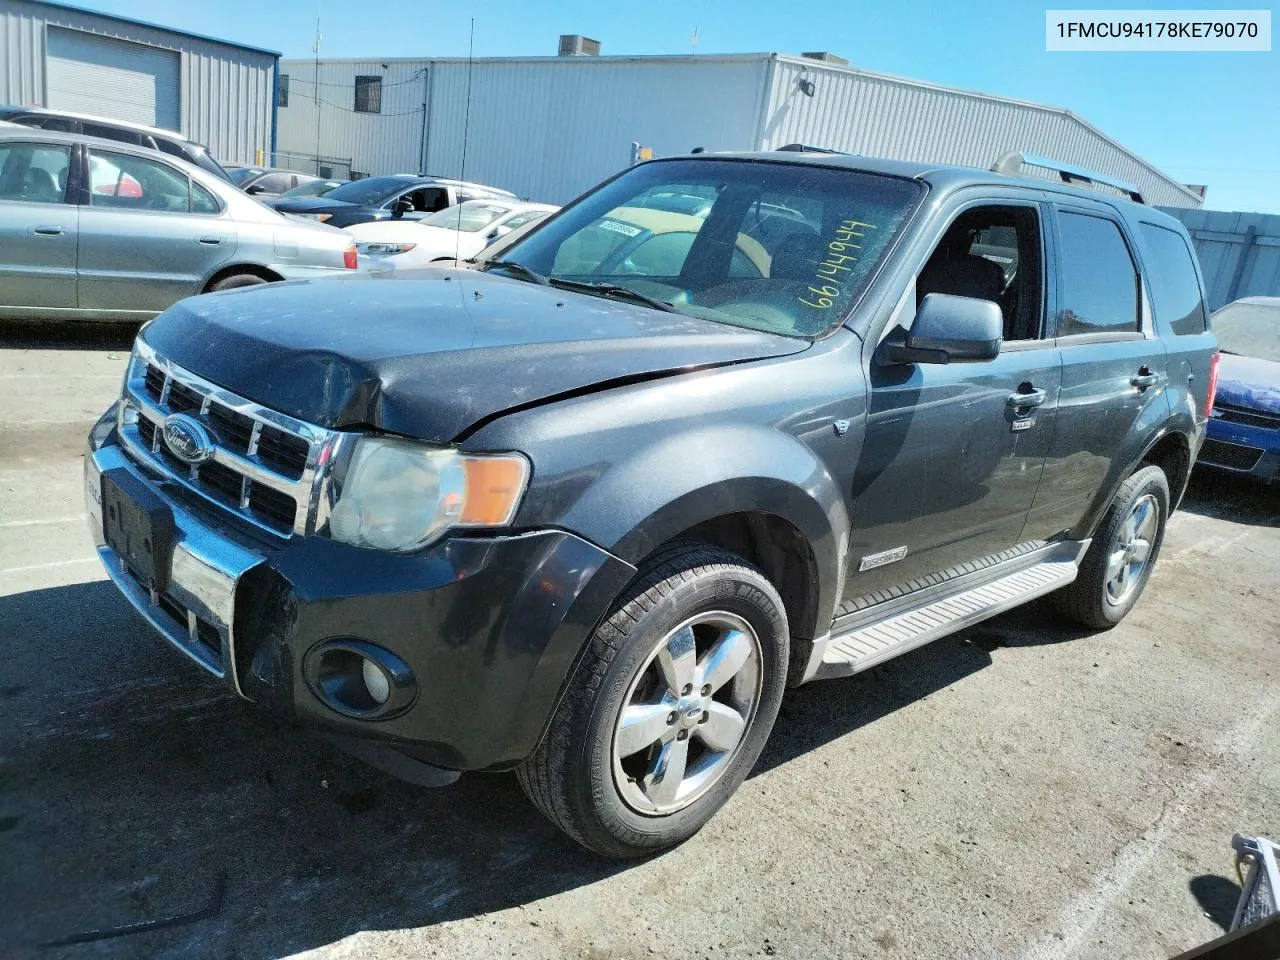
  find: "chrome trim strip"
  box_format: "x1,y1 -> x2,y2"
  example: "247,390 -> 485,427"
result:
87,443 -> 265,698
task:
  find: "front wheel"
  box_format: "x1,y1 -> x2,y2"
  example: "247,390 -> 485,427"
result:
517,543 -> 789,858
1052,464 -> 1170,629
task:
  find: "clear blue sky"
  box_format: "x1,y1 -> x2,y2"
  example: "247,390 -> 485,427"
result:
91,0 -> 1279,213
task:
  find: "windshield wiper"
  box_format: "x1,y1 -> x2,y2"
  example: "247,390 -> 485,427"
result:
548,278 -> 679,313
484,259 -> 549,285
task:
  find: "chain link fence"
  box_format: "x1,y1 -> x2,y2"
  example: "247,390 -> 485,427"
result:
272,152 -> 356,181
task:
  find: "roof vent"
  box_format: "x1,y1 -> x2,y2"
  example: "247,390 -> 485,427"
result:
800,51 -> 849,66
559,35 -> 601,57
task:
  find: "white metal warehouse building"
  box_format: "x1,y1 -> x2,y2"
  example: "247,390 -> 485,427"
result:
277,47 -> 1203,208
0,0 -> 279,166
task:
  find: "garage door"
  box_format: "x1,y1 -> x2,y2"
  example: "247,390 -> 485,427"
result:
45,27 -> 180,131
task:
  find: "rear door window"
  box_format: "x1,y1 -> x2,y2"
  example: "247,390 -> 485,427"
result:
88,149 -> 194,213
0,143 -> 72,203
1138,223 -> 1207,335
1055,211 -> 1140,337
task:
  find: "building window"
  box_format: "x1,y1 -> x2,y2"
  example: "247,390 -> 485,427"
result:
277,75 -> 289,108
354,76 -> 382,114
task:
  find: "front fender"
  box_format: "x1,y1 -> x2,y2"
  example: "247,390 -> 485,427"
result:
541,422 -> 849,638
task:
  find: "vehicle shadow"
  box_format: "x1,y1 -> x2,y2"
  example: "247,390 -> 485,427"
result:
0,582 -> 1087,959
1189,874 -> 1241,932
0,318 -> 138,351
1180,470 -> 1278,528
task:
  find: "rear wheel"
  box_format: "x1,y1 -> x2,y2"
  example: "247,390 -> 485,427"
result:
517,543 -> 789,858
207,272 -> 268,293
1053,465 -> 1170,629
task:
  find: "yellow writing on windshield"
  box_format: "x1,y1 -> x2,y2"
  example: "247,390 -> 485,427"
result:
799,219 -> 878,309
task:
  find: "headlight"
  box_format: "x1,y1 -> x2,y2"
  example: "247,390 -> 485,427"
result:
294,212 -> 332,222
326,437 -> 530,553
357,242 -> 417,256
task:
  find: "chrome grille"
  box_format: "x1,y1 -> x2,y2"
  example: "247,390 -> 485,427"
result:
118,339 -> 346,537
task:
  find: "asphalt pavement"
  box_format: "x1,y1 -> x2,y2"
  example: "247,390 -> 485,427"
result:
1,320 -> 1277,960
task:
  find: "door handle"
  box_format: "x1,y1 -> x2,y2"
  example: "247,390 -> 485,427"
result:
1007,388 -> 1047,408
1130,368 -> 1163,390
198,236 -> 224,245
31,225 -> 64,236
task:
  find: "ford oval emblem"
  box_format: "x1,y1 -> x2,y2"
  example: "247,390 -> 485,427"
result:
162,414 -> 214,465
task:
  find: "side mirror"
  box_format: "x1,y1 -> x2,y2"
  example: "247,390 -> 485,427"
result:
245,183 -> 265,196
883,293 -> 1003,364
391,199 -> 412,219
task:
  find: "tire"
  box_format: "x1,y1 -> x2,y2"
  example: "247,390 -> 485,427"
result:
208,272 -> 268,293
517,543 -> 789,858
1052,465 -> 1170,629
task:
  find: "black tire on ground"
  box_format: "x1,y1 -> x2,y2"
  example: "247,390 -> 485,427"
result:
1052,464 -> 1170,629
516,542 -> 790,858
207,272 -> 268,293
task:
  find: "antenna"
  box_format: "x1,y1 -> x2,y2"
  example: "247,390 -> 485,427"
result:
454,17 -> 474,262
312,11 -> 322,175
690,26 -> 699,55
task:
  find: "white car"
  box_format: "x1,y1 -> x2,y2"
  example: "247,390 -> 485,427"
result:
348,200 -> 557,270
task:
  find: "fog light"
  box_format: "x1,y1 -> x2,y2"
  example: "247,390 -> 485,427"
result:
362,657 -> 390,705
302,639 -> 417,720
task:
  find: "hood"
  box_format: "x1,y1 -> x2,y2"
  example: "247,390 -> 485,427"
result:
141,269 -> 808,442
270,195 -> 358,214
1217,353 -> 1280,415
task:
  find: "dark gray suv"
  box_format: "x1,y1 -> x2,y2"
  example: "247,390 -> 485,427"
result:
84,148 -> 1217,857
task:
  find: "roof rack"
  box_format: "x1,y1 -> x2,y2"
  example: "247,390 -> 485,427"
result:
991,151 -> 1145,204
776,143 -> 854,156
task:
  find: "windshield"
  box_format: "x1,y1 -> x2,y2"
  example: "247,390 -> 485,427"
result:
229,167 -> 263,185
280,179 -> 343,199
495,158 -> 922,337
1212,300 -> 1280,363
422,200 -> 512,232
324,176 -> 415,205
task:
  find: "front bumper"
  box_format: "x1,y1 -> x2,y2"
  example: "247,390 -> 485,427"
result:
86,414 -> 636,773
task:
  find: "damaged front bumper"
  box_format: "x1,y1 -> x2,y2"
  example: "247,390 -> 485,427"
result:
85,409 -> 635,779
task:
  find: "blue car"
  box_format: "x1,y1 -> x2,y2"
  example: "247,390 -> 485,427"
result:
1200,297 -> 1280,483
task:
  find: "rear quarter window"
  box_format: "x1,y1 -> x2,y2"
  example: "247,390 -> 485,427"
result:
1138,223 -> 1208,336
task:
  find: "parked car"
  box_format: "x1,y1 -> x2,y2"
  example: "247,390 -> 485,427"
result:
0,128 -> 359,322
278,178 -> 347,200
85,149 -> 1215,857
269,174 -> 517,228
0,104 -> 231,182
1197,296 -> 1279,481
348,200 -> 558,270
227,166 -> 322,200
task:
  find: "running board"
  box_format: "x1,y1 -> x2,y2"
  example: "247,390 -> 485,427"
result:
806,556 -> 1082,682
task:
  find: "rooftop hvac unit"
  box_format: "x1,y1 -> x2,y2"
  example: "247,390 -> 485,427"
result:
559,35 -> 601,57
800,51 -> 849,66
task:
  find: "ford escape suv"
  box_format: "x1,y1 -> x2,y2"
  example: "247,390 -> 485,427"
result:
85,148 -> 1217,858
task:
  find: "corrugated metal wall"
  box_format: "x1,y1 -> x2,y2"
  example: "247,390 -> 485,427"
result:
1159,208 -> 1280,309
0,0 -> 275,166
274,59 -> 430,178
421,57 -> 767,203
276,52 -> 1198,209
278,56 -> 767,202
762,57 -> 1202,209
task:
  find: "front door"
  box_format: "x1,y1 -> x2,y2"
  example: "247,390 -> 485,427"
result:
845,201 -> 1061,602
0,140 -> 78,310
77,146 -> 234,315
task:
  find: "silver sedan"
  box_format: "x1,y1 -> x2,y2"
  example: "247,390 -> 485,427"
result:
0,128 -> 360,322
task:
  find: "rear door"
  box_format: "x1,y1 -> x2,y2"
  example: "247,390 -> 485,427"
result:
77,146 -> 234,315
0,139 -> 78,310
1026,203 -> 1170,539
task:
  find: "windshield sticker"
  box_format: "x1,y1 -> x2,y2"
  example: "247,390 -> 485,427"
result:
799,219 -> 878,309
598,219 -> 643,238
